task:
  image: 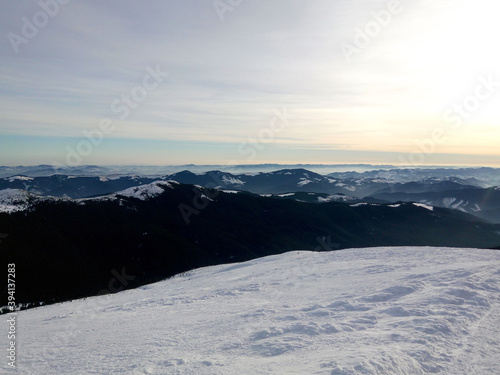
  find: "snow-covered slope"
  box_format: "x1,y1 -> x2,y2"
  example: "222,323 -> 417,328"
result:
0,181 -> 177,213
8,247 -> 500,374
114,180 -> 177,201
0,189 -> 58,213
0,189 -> 32,213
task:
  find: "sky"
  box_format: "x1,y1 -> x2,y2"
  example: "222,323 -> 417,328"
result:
1,0 -> 500,167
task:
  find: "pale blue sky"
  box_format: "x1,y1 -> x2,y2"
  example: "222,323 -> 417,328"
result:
1,0 -> 499,167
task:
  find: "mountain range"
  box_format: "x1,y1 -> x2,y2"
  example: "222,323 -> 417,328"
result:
2,167 -> 500,222
1,179 -> 500,310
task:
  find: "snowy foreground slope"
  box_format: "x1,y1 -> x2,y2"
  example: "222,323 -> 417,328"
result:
9,247 -> 500,375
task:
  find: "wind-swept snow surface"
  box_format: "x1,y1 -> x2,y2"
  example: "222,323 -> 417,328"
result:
10,247 -> 500,374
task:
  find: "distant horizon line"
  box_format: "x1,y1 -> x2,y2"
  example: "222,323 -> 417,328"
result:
1,163 -> 499,169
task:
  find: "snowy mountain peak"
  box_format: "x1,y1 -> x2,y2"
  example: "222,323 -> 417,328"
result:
412,202 -> 434,211
114,180 -> 175,201
7,175 -> 34,182
0,180 -> 178,213
221,175 -> 245,186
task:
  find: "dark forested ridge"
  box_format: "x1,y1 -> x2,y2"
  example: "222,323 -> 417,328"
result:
1,182 -> 500,310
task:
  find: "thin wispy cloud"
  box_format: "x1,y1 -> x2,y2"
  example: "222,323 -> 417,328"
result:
1,0 -> 499,166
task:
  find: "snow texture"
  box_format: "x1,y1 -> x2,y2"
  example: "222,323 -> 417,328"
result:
0,181 -> 177,213
0,189 -> 32,213
113,181 -> 174,201
221,176 -> 245,186
298,178 -> 313,186
318,194 -> 357,203
278,193 -> 296,197
7,176 -> 34,182
7,247 -> 500,374
350,203 -> 377,207
335,182 -> 357,191
412,203 -> 434,211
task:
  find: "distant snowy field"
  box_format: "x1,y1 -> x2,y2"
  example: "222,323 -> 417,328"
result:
7,247 -> 500,374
